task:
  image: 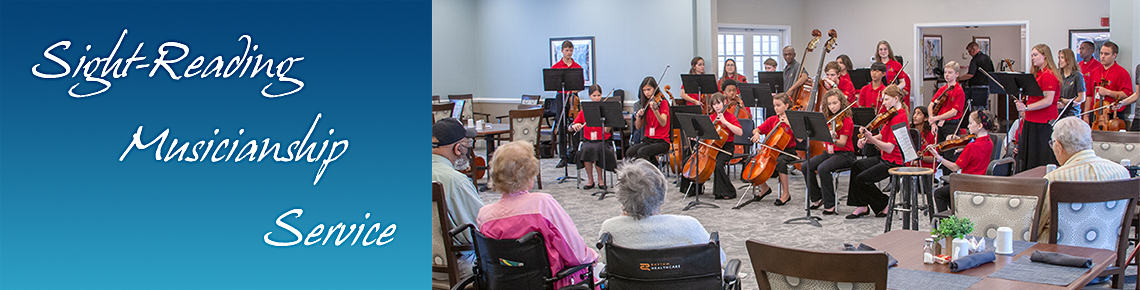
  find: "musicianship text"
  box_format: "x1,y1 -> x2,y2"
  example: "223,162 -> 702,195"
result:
119,113 -> 347,185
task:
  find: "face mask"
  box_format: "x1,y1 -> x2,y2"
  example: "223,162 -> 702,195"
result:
454,154 -> 470,171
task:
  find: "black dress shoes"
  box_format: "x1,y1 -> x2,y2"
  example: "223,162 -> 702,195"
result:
555,159 -> 568,168
753,188 -> 773,201
774,196 -> 790,206
845,211 -> 870,219
822,209 -> 838,215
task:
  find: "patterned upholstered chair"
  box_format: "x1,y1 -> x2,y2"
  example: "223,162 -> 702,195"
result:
432,182 -> 474,289
433,102 -> 456,124
1090,130 -> 1139,166
1048,177 -> 1140,289
946,174 -> 1048,242
508,108 -> 545,189
746,240 -> 887,290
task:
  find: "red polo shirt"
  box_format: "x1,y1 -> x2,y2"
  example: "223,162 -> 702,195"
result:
879,111 -> 909,166
831,116 -> 855,152
885,59 -> 912,105
1089,62 -> 1135,112
643,98 -> 670,141
916,129 -> 937,168
955,135 -> 994,175
717,74 -> 747,92
573,111 -> 611,141
1080,58 -> 1099,92
859,82 -> 885,109
837,74 -> 858,104
933,84 -> 965,120
1025,67 -> 1060,123
756,115 -> 797,149
552,59 -> 581,95
710,111 -> 741,141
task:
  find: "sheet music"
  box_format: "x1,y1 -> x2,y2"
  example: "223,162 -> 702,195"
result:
891,123 -> 918,163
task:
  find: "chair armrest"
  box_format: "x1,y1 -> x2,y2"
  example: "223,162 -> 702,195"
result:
932,210 -> 952,220
596,232 -> 612,249
495,115 -> 508,123
449,223 -> 474,238
723,259 -> 742,283
709,231 -> 720,243
450,274 -> 476,290
552,263 -> 593,281
517,231 -> 541,244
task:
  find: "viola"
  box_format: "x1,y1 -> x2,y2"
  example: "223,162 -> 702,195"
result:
929,83 -> 955,121
858,107 -> 898,138
928,134 -> 975,152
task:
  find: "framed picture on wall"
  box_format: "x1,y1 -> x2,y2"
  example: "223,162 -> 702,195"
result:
1068,29 -> 1110,63
922,35 -> 942,80
550,36 -> 596,86
972,36 -> 990,56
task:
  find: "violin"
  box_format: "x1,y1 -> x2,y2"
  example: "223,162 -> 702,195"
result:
928,134 -> 976,153
790,29 -> 823,111
1091,77 -> 1127,131
458,156 -> 487,180
858,107 -> 898,138
929,83 -> 956,126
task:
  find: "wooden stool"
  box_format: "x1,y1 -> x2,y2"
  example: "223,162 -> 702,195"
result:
884,167 -> 935,233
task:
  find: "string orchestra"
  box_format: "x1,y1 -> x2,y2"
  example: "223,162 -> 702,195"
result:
475,30 -> 1137,221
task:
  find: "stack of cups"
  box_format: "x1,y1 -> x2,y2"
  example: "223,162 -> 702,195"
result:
995,227 -> 1014,255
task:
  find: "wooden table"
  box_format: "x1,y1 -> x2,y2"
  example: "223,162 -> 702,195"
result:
475,123 -> 510,157
1012,165 -> 1048,178
862,230 -> 1115,289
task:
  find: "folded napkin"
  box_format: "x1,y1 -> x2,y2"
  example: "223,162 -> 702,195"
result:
842,243 -> 898,267
949,251 -> 995,272
1029,250 -> 1092,268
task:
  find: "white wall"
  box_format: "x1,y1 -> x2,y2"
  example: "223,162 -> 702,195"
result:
433,0 -> 699,102
919,25 -> 1023,97
715,0 -> 804,61
432,0 -> 480,98
1110,0 -> 1136,78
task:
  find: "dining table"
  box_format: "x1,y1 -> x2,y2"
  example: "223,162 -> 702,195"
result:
1011,165 -> 1048,178
862,230 -> 1116,289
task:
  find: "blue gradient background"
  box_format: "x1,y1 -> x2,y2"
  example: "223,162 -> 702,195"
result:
1,1 -> 428,289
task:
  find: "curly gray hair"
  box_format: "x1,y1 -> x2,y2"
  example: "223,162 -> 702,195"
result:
1051,117 -> 1092,155
615,159 -> 666,219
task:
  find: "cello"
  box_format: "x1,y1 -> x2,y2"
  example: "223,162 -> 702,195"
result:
663,85 -> 688,174
681,114 -> 732,184
789,29 -> 823,111
741,123 -> 800,185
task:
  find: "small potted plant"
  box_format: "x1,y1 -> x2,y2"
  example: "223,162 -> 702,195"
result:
931,215 -> 975,256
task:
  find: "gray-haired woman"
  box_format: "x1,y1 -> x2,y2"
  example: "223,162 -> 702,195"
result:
597,159 -> 725,265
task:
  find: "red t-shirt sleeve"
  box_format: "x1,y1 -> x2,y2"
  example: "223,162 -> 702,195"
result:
949,85 -> 966,119
834,117 -> 855,152
955,136 -> 993,175
573,111 -> 585,124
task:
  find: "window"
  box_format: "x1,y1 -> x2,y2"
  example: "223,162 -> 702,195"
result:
717,27 -> 785,83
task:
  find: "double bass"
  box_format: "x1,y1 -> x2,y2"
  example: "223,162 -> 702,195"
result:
789,29 -> 823,111
797,29 -> 838,170
1091,77 -> 1127,131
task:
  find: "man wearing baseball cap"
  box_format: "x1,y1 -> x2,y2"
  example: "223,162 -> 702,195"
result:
431,118 -> 483,282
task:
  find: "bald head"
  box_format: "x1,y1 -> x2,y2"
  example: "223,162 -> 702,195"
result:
783,46 -> 796,63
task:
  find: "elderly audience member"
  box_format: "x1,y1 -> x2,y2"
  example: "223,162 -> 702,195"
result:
1035,117 -> 1131,243
476,141 -> 598,287
598,159 -> 726,265
430,118 -> 484,282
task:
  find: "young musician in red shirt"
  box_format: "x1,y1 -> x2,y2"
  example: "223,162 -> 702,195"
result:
860,62 -> 888,110
1014,44 -> 1061,172
570,84 -> 618,190
683,93 -> 743,199
628,76 -> 671,167
1088,41 -> 1135,121
1078,41 -> 1099,116
876,41 -> 911,106
552,40 -> 581,169
718,58 -> 747,90
911,106 -> 938,169
822,61 -> 857,105
750,93 -> 800,205
931,110 -> 997,212
807,89 -> 855,215
680,56 -> 706,106
847,84 -> 909,219
928,61 -> 966,142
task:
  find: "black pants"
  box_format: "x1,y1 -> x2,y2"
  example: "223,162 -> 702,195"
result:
1131,118 -> 1140,132
627,138 -> 669,167
807,151 -> 855,208
681,143 -> 737,198
847,158 -> 900,213
934,185 -> 952,212
1016,121 -> 1056,172
936,122 -> 960,176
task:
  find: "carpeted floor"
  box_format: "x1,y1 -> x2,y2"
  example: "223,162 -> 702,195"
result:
467,148 -> 1135,289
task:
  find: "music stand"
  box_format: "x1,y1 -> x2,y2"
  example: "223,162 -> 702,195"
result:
757,71 -> 785,93
738,83 -> 774,119
849,68 -> 888,90
582,101 -> 625,200
675,113 -> 721,211
981,70 -> 1042,173
784,110 -> 833,227
963,86 -> 990,109
543,68 -> 585,183
681,74 -> 719,94
851,107 -> 877,127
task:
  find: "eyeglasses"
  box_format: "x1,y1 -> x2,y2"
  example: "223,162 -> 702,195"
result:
1048,139 -> 1056,148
